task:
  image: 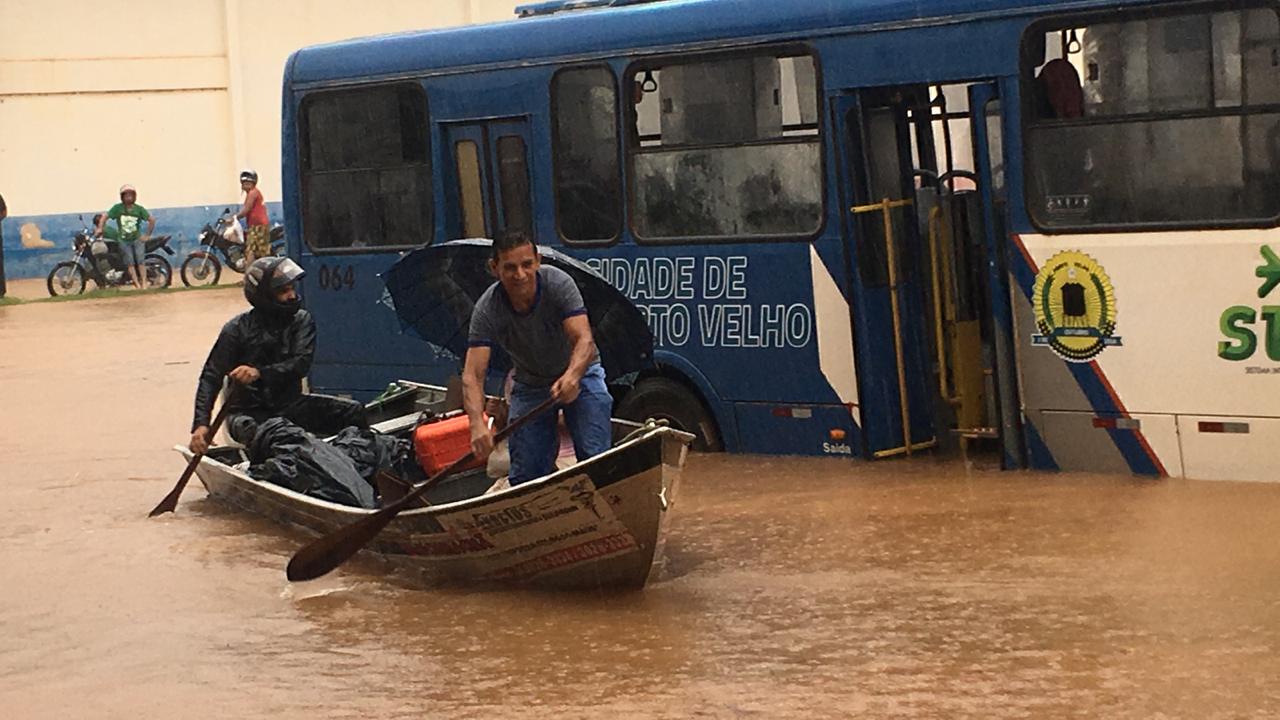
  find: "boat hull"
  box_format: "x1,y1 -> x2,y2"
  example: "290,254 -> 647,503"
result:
180,424 -> 690,590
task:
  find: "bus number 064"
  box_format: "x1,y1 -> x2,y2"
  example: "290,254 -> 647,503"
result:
317,265 -> 355,291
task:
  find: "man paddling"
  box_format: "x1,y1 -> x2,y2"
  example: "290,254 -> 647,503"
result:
462,230 -> 612,485
189,257 -> 367,454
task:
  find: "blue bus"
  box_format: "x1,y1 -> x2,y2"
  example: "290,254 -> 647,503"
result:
281,0 -> 1280,482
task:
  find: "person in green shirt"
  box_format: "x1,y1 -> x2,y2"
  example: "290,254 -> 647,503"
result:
95,184 -> 155,289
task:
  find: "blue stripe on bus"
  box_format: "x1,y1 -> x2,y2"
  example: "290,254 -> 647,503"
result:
1022,415 -> 1057,471
1064,364 -> 1162,476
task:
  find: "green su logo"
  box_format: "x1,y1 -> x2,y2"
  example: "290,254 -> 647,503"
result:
1218,245 -> 1280,361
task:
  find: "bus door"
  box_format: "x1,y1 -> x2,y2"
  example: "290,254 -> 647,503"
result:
443,118 -> 534,240
902,82 -> 1008,461
897,81 -> 1022,465
833,90 -> 936,458
964,81 -> 1024,467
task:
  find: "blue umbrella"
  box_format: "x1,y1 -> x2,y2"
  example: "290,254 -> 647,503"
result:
383,239 -> 653,380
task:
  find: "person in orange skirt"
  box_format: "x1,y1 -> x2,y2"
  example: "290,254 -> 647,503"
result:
236,169 -> 270,267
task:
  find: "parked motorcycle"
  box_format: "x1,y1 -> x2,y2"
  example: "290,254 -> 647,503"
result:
180,208 -> 286,287
46,216 -> 175,296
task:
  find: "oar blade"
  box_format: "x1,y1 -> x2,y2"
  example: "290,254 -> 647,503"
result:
148,491 -> 181,517
150,386 -> 237,518
149,454 -> 202,516
286,508 -> 396,582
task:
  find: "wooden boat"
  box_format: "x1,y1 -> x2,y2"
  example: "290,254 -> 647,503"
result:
176,382 -> 694,589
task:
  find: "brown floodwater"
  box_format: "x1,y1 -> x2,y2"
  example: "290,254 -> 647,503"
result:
2,288 -> 1279,719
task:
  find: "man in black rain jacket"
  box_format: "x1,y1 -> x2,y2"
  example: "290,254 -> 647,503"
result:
189,257 -> 366,454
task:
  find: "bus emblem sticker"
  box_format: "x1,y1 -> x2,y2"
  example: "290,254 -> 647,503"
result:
1031,250 -> 1121,362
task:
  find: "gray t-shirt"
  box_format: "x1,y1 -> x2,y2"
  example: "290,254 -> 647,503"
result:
468,265 -> 600,387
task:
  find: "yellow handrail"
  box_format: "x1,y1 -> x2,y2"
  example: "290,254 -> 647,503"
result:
851,197 -> 914,455
927,207 -> 950,402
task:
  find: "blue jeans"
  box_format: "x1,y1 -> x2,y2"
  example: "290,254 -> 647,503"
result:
119,241 -> 145,267
507,363 -> 612,485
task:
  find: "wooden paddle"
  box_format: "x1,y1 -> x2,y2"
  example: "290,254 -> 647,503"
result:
149,386 -> 238,517
286,396 -> 555,582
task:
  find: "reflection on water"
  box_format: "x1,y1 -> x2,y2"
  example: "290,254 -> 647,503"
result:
2,291 -> 1279,718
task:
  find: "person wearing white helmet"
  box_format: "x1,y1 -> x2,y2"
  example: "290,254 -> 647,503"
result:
189,256 -> 367,455
96,184 -> 155,289
235,169 -> 270,267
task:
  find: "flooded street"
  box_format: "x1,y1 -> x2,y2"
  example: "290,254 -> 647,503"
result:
2,288 -> 1280,719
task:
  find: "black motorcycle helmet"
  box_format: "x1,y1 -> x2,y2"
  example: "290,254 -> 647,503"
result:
240,169 -> 258,184
244,257 -> 306,317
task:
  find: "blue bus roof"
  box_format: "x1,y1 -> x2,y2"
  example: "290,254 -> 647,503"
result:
287,0 -> 1160,86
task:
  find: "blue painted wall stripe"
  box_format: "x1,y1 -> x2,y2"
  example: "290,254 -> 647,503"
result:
1,202 -> 282,281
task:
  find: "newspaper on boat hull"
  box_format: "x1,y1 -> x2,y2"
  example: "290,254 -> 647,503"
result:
176,386 -> 692,589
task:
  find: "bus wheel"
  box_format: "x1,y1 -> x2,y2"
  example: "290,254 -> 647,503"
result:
616,377 -> 723,452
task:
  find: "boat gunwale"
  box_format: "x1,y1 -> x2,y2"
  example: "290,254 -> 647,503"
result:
177,423 -> 692,518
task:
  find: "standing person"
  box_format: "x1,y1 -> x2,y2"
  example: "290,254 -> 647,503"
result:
96,184 -> 155,289
462,230 -> 613,485
236,169 -> 270,268
0,190 -> 7,298
189,257 -> 368,454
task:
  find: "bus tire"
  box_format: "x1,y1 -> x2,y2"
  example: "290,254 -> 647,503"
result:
616,377 -> 723,452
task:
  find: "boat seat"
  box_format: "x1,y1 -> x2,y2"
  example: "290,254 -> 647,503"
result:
373,468 -> 430,508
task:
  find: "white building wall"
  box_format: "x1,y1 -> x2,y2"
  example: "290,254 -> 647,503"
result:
230,0 -> 522,202
0,0 -> 235,213
0,0 -> 521,277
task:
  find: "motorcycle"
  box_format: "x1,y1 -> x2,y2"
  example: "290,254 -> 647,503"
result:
180,208 -> 286,287
46,216 -> 175,296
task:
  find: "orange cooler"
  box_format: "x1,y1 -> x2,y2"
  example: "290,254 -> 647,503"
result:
413,413 -> 487,475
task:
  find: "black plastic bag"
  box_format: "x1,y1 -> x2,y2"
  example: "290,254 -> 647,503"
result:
327,426 -> 414,482
245,417 -> 376,509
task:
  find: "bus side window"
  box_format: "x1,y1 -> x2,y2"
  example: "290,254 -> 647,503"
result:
625,51 -> 823,242
455,140 -> 487,238
496,135 -> 533,236
299,84 -> 432,251
551,66 -> 623,244
1023,7 -> 1280,229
